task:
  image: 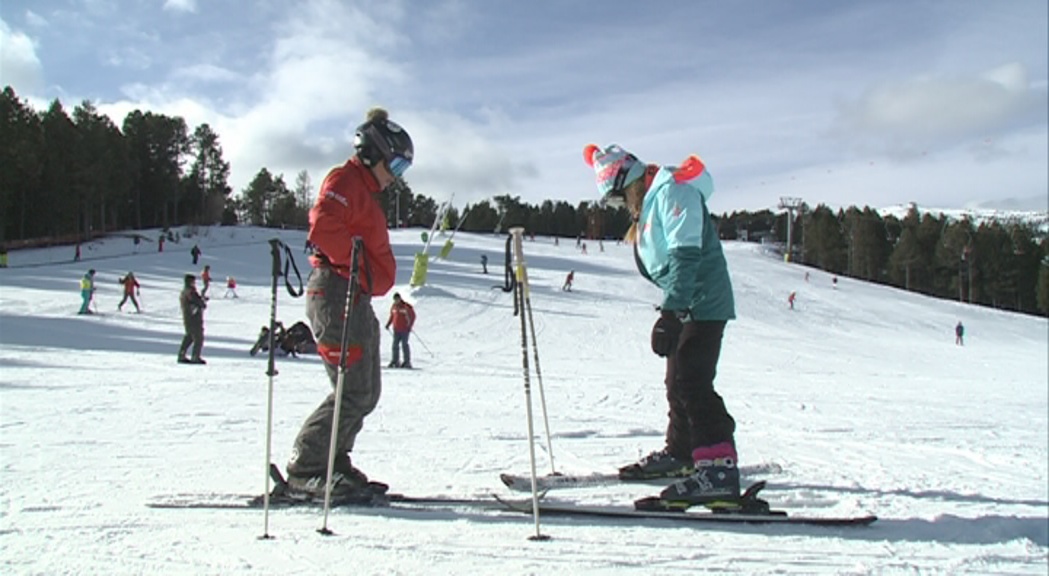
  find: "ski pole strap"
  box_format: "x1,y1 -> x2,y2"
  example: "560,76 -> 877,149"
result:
497,234 -> 517,293
268,239 -> 304,298
282,242 -> 303,297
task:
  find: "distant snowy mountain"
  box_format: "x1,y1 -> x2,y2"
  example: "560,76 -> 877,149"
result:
878,202 -> 1049,234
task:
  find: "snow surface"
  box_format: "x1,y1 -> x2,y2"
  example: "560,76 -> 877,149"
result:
1,226 -> 1047,575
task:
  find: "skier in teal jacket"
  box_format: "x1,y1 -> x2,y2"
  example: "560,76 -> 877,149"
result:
584,143 -> 739,508
78,269 -> 96,315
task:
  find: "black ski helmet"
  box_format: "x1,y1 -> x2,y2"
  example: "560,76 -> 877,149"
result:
354,108 -> 413,177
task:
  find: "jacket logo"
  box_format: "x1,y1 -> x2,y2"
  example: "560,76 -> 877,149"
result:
323,189 -> 348,207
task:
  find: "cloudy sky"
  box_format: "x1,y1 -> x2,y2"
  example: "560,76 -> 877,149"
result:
1,0 -> 1046,214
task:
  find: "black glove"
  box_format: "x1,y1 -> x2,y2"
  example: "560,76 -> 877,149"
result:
650,310 -> 684,357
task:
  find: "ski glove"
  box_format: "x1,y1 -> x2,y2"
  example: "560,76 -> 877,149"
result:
650,310 -> 684,357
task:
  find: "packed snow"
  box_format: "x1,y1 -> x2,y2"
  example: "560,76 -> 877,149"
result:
1,226 -> 1046,575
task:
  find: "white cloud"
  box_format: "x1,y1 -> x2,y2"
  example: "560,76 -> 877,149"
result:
171,63 -> 242,84
25,10 -> 48,28
831,63 -> 1048,158
0,19 -> 43,94
163,0 -> 197,13
92,0 -> 409,194
104,46 -> 152,70
87,0 -> 536,204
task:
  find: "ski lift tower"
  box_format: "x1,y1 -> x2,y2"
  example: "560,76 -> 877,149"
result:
778,197 -> 803,262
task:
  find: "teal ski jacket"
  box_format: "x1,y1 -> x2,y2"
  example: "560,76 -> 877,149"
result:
635,163 -> 735,321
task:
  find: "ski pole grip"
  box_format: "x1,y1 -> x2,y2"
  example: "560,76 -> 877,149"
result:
268,238 -> 283,278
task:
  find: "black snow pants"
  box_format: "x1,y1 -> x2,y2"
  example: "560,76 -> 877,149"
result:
664,320 -> 735,460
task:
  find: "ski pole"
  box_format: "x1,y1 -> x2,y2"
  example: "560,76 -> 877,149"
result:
521,274 -> 555,475
509,227 -> 549,541
260,238 -> 303,540
319,237 -> 363,536
260,239 -> 282,539
411,330 -> 435,358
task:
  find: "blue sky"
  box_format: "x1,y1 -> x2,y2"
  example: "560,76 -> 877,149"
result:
1,0 -> 1046,214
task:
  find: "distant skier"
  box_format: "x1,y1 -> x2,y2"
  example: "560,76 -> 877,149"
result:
224,276 -> 238,298
78,269 -> 97,315
955,321 -> 965,346
158,236 -> 165,253
788,291 -> 796,310
584,143 -> 739,508
562,270 -> 575,292
200,265 -> 212,299
177,274 -> 207,364
117,272 -> 141,313
74,243 -> 81,262
385,293 -> 416,368
481,254 -> 489,274
190,244 -> 202,265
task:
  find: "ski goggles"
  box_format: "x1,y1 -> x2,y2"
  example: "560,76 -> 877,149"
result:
599,153 -> 639,209
388,155 -> 412,178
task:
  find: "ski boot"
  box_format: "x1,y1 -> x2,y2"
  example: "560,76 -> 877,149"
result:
618,449 -> 695,480
635,442 -> 745,511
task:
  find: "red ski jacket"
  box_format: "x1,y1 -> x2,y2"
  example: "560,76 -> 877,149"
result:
307,157 -> 395,296
386,301 -> 415,333
122,275 -> 140,295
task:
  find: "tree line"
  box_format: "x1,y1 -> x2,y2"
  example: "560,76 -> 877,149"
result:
719,205 -> 1049,316
2,86 -> 1045,315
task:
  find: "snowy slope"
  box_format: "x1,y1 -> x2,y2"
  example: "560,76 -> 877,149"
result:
0,226 -> 1046,575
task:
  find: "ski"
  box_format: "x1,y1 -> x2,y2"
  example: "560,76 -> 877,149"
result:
147,463 -> 511,511
503,500 -> 877,526
147,491 -> 509,511
500,483 -> 877,527
500,461 -> 783,492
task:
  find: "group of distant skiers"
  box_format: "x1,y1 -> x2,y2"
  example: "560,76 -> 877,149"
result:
75,242 -> 245,365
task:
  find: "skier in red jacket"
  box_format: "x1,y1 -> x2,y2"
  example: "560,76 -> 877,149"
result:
385,293 -> 416,368
285,107 -> 413,500
117,272 -> 141,312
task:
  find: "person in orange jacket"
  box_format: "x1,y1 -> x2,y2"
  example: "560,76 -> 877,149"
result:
385,293 -> 416,368
285,106 -> 413,499
118,272 -> 141,312
200,265 -> 212,299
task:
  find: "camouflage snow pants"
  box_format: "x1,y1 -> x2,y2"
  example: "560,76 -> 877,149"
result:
287,266 -> 381,477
